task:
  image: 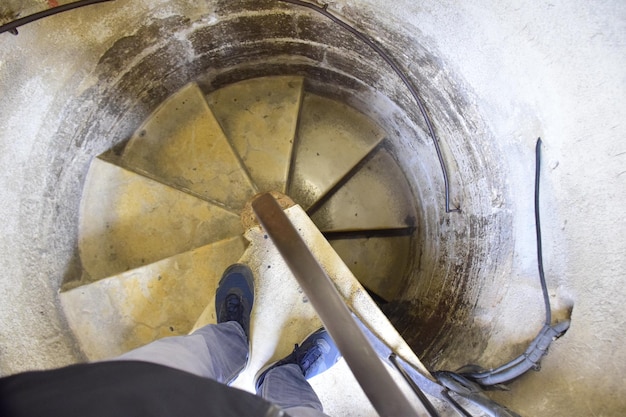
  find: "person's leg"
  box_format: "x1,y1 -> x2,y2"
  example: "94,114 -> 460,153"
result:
255,328 -> 341,417
113,321 -> 247,383
111,263 -> 255,385
259,364 -> 323,410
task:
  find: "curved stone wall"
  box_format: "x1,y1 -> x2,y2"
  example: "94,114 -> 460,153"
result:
0,1 -> 623,415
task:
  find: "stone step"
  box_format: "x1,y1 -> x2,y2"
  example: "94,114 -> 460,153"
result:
329,235 -> 412,302
288,93 -> 386,210
310,148 -> 417,232
78,158 -> 242,282
61,236 -> 248,360
121,82 -> 256,211
206,76 -> 304,194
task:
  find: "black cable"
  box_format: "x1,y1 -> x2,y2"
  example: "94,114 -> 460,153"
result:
0,0 -> 114,35
389,354 -> 441,417
535,138 -> 552,326
441,391 -> 473,417
277,0 -> 460,213
455,138 -> 570,387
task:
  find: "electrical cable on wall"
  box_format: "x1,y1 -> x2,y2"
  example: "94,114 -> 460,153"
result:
446,138 -> 570,387
0,0 -> 114,35
277,0 -> 460,213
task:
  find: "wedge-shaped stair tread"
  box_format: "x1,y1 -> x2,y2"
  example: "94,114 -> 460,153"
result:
121,82 -> 256,210
206,76 -> 303,193
79,158 -> 242,281
62,236 -> 247,360
311,150 -> 416,232
288,94 -> 386,209
329,236 -> 411,302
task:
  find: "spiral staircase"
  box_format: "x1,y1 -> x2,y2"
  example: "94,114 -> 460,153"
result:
2,0 -> 625,415
59,75 -> 423,414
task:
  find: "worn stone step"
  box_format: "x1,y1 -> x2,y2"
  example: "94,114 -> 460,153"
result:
288,94 -> 386,210
329,235 -> 412,302
121,82 -> 256,211
61,236 -> 247,360
310,148 -> 417,232
78,158 -> 242,282
206,76 -> 304,194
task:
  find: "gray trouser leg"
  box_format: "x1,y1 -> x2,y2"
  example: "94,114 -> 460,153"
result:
258,364 -> 330,417
111,321 -> 248,384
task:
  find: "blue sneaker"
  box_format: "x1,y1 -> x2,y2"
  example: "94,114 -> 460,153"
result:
215,264 -> 254,340
255,328 -> 341,390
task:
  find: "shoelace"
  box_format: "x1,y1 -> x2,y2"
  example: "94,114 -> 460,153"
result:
224,294 -> 242,322
295,343 -> 322,374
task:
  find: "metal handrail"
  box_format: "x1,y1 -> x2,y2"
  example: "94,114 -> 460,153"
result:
252,192 -> 423,417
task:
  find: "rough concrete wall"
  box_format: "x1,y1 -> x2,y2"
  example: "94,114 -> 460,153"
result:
348,0 -> 625,414
0,0 -> 207,375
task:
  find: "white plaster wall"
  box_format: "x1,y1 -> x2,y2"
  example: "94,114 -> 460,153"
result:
348,0 -> 625,414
